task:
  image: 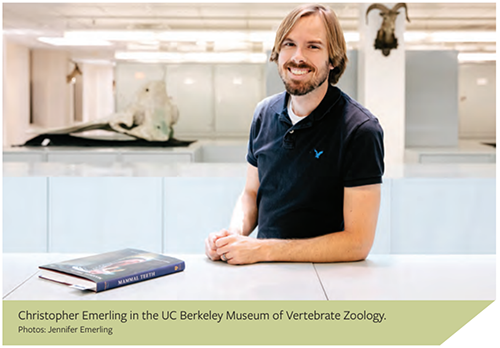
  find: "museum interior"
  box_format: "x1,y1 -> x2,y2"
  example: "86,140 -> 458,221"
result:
2,2 -> 496,302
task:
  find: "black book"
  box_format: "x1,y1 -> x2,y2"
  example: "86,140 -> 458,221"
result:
39,248 -> 185,292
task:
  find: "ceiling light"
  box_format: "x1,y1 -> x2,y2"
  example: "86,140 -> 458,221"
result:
157,31 -> 252,42
249,32 -> 276,42
4,29 -> 44,36
431,31 -> 496,43
135,72 -> 146,79
115,51 -> 267,63
38,37 -> 112,46
458,53 -> 496,62
127,42 -> 160,51
65,30 -> 157,42
405,31 -> 496,43
404,32 -> 430,42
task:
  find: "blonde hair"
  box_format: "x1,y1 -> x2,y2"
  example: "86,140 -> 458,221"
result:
269,4 -> 348,85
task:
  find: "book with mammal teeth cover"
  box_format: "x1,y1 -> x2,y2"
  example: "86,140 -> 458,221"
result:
39,248 -> 185,292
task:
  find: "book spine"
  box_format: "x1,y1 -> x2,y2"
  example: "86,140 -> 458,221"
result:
96,261 -> 185,292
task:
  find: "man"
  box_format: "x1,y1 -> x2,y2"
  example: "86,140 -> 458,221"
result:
205,4 -> 384,265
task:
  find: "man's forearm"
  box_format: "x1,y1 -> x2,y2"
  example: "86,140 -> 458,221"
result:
229,191 -> 258,236
258,229 -> 374,263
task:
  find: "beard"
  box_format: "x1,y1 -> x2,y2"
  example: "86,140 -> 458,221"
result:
278,60 -> 330,96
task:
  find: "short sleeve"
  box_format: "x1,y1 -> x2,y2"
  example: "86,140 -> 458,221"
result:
246,109 -> 260,167
246,133 -> 258,167
343,119 -> 385,187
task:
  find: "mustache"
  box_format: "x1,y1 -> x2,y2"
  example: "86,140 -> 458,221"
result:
285,62 -> 314,70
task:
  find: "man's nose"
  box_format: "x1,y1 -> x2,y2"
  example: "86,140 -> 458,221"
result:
291,46 -> 306,64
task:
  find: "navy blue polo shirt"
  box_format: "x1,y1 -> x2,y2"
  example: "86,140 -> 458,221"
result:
246,85 -> 384,240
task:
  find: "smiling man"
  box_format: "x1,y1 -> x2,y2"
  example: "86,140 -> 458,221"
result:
205,4 -> 384,265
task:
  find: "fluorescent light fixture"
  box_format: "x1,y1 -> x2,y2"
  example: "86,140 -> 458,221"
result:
115,51 -> 267,63
65,30 -> 274,43
127,42 -> 160,51
136,60 -> 162,64
158,31 -> 248,42
4,29 -> 44,36
431,31 -> 496,43
458,53 -> 496,62
405,31 -> 496,43
213,41 -> 251,51
404,32 -> 430,42
249,31 -> 276,42
38,37 -> 112,46
65,30 -> 157,42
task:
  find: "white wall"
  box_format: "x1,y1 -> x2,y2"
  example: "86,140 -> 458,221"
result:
165,64 -> 215,137
81,63 -> 115,122
31,49 -> 71,128
3,39 -> 30,147
458,62 -> 496,140
115,63 -> 264,139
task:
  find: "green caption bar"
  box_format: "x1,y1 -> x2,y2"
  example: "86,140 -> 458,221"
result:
3,300 -> 492,345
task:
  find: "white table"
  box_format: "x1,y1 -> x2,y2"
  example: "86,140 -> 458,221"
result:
3,254 -> 495,301
315,254 -> 496,300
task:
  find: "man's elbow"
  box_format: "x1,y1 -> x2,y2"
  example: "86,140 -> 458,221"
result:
350,249 -> 370,262
343,238 -> 373,262
341,249 -> 369,262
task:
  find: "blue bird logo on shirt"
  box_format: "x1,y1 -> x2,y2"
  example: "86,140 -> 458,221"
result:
314,149 -> 324,159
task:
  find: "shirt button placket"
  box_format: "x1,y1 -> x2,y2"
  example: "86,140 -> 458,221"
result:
283,128 -> 295,149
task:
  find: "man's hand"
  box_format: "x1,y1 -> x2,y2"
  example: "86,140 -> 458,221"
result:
204,229 -> 233,261
214,234 -> 265,265
205,229 -> 265,265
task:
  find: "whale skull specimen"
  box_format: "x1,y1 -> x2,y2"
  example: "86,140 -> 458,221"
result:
43,80 -> 179,141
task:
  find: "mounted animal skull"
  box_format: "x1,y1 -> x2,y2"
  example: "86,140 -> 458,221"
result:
366,3 -> 410,56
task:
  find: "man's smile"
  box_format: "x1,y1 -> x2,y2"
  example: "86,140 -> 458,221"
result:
287,66 -> 313,79
289,67 -> 310,75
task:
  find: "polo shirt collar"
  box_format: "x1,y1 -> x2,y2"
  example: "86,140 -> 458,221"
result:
277,84 -> 342,127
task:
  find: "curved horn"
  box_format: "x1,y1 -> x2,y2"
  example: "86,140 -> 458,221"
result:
392,3 -> 410,22
365,4 -> 390,24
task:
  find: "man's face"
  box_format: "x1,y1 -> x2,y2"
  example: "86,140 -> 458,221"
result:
277,14 -> 333,96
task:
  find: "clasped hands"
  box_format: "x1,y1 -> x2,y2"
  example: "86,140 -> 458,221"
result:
205,229 -> 264,265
